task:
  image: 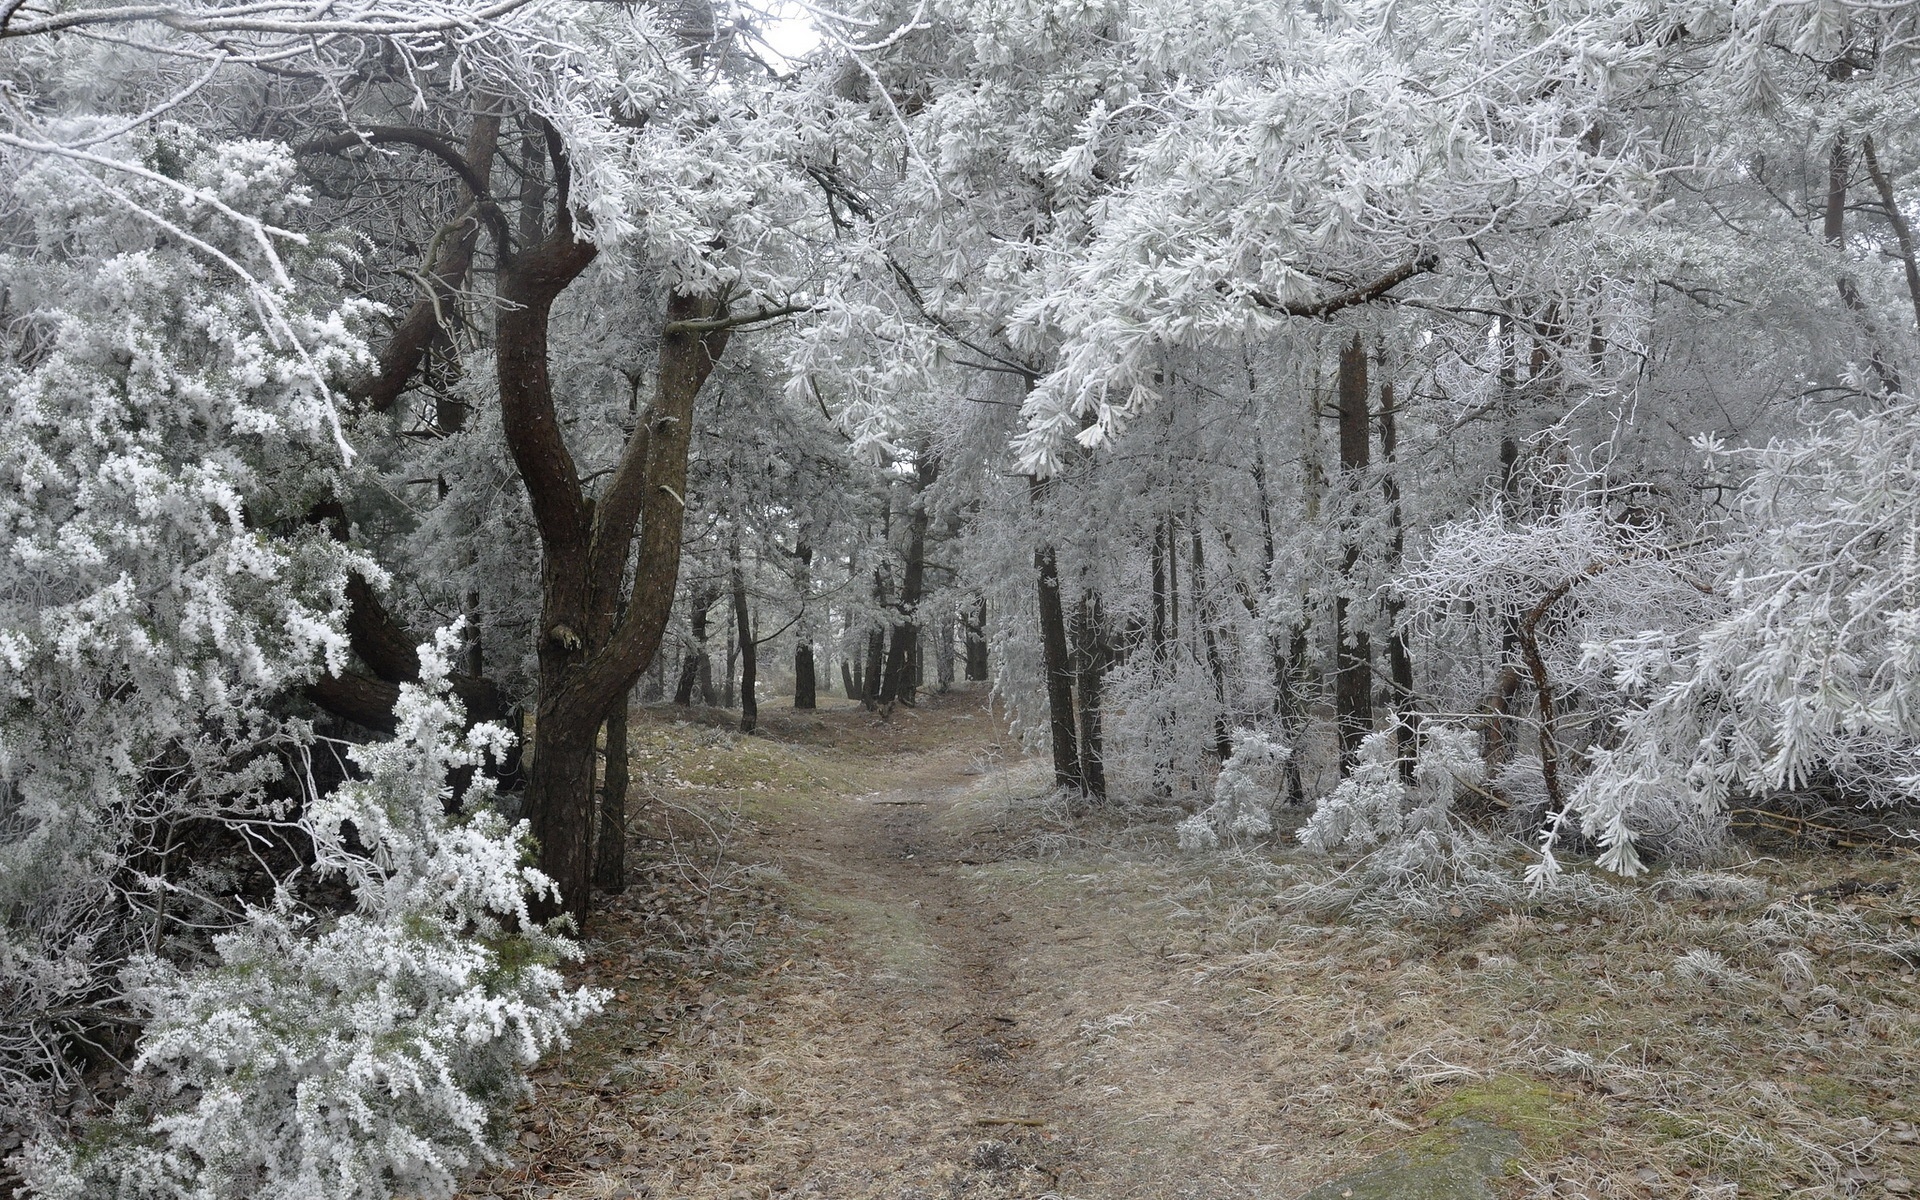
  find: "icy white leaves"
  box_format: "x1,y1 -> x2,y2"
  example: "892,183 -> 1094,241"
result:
1176,728 -> 1293,850
993,0 -> 1661,475
1298,726 -> 1484,856
23,642 -> 600,1200
0,120 -> 381,1154
1569,401 -> 1920,874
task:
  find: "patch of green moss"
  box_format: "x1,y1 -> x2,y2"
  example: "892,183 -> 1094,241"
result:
781,880 -> 938,979
1425,1074 -> 1593,1153
1298,1119 -> 1521,1200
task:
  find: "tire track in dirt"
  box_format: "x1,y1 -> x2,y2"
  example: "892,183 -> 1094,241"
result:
756,739 -> 1327,1200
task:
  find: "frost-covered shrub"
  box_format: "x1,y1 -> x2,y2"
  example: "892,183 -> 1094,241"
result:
1,127 -> 374,1144
20,638 -> 601,1200
1176,729 -> 1291,849
1298,725 -> 1484,855
1,124 -> 594,1198
1562,405 -> 1920,877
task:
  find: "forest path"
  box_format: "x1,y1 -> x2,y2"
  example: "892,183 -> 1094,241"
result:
467,688 -> 1351,1200
465,687 -> 1920,1200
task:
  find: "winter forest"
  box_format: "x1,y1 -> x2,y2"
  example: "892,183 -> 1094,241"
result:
7,0 -> 1920,1194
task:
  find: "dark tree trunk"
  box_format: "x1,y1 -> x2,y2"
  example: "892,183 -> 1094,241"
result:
841,657 -> 860,702
880,456 -> 936,706
964,597 -> 989,681
1073,592 -> 1109,799
1250,454 -> 1306,804
1826,135 -> 1901,394
733,554 -> 757,733
722,609 -> 737,709
1150,518 -> 1169,665
1285,624 -> 1310,802
1334,333 -> 1374,772
643,651 -> 665,703
794,542 -> 816,709
511,277 -> 734,924
1863,136 -> 1920,341
1035,542 -> 1082,792
1190,527 -> 1234,762
862,627 -> 885,709
594,691 -> 628,891
1380,381 -> 1417,784
936,613 -> 956,692
674,588 -> 715,707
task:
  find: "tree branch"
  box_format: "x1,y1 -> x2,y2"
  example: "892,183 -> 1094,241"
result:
662,301 -> 816,336
298,125 -> 492,202
340,111 -> 501,411
1863,135 -> 1920,343
1244,254 -> 1439,319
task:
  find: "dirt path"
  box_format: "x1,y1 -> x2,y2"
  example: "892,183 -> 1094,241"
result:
465,689 -> 1920,1200
671,719 -> 1327,1200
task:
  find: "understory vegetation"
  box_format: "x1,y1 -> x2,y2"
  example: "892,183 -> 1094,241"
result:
5,0 -> 1920,1194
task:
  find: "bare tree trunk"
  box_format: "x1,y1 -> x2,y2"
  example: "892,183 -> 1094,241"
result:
793,542 -> 817,709
1073,592 -> 1109,799
862,625 -> 885,710
512,273 -> 734,923
1190,527 -> 1234,762
1035,541 -> 1082,792
1862,135 -> 1920,344
722,605 -> 737,709
1149,513 -> 1174,799
880,456 -> 936,706
674,588 -> 714,706
964,597 -> 989,681
1380,381 -> 1417,784
593,691 -> 628,891
643,651 -> 665,703
936,613 -> 956,692
1150,518 -> 1169,665
733,552 -> 756,733
1333,333 -> 1374,772
1250,454 -> 1306,803
1827,135 -> 1901,395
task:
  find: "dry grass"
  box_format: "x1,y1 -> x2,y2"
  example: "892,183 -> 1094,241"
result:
460,692 -> 1920,1200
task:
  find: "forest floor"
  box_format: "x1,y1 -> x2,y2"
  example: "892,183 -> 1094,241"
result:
462,686 -> 1920,1200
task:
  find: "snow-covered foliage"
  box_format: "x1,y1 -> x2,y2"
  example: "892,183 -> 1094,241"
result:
1177,729 -> 1293,850
21,638 -> 599,1200
1,125 -> 368,1137
11,0 -> 1920,1179
1562,403 -> 1920,877
1298,726 -> 1485,856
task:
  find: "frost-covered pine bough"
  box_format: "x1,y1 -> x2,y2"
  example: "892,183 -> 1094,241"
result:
0,3 -> 632,1191
20,639 -> 600,1200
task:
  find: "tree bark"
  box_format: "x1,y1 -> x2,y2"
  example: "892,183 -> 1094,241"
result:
880,455 -> 936,706
1862,135 -> 1920,344
674,588 -> 715,706
1073,592 -> 1109,799
936,613 -> 956,692
1334,333 -> 1374,772
510,273 -> 733,924
1250,454 -> 1306,803
862,626 -> 885,710
1826,135 -> 1901,395
793,541 -> 817,709
1380,381 -> 1417,784
1190,527 -> 1234,762
733,550 -> 757,733
593,691 -> 628,891
964,597 -> 990,681
1035,541 -> 1082,792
